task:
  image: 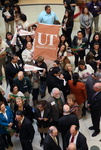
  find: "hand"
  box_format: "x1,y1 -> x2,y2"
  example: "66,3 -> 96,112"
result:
15,133 -> 18,137
7,127 -> 11,130
44,118 -> 48,121
43,69 -> 46,73
7,98 -> 10,102
79,48 -> 83,51
60,74 -> 64,80
38,118 -> 43,121
66,148 -> 69,150
86,26 -> 89,29
8,122 -> 13,127
1,91 -> 5,95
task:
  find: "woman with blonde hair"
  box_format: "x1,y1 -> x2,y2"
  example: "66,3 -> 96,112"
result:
64,63 -> 73,82
14,97 -> 34,122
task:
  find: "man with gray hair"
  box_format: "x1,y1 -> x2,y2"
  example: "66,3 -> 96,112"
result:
43,126 -> 62,150
46,88 -> 65,127
85,72 -> 101,101
88,83 -> 101,137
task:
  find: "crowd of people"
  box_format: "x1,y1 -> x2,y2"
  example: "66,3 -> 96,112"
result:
0,0 -> 101,150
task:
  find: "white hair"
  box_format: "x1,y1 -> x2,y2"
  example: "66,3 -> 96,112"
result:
51,88 -> 59,97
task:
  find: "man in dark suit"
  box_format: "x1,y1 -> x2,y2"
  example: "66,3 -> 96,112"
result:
5,54 -> 23,86
72,31 -> 88,67
88,83 -> 101,137
15,111 -> 35,150
46,88 -> 65,127
43,126 -> 62,150
64,125 -> 88,150
58,105 -> 79,150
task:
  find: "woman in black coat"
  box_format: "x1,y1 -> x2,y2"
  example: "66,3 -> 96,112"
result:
14,97 -> 34,122
35,100 -> 51,146
61,9 -> 73,47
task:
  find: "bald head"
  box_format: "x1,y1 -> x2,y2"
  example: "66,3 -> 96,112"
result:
18,71 -> 24,81
68,143 -> 76,150
70,125 -> 78,136
93,83 -> 101,92
63,104 -> 70,114
49,126 -> 58,137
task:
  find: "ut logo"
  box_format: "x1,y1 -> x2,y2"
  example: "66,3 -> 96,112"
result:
37,32 -> 57,46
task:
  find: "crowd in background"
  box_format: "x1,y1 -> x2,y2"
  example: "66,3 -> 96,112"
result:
0,0 -> 101,150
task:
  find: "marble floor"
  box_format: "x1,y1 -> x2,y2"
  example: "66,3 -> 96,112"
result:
0,3 -> 101,150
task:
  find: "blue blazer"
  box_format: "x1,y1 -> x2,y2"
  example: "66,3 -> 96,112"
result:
0,106 -> 13,134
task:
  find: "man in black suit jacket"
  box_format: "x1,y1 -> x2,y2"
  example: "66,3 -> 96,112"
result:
64,125 -> 88,150
58,105 -> 79,150
72,31 -> 88,67
43,126 -> 62,150
5,55 -> 23,86
88,83 -> 101,137
15,111 -> 35,150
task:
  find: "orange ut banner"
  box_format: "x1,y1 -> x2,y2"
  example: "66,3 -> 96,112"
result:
33,23 -> 60,61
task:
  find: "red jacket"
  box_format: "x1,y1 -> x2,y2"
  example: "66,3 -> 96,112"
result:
68,80 -> 87,104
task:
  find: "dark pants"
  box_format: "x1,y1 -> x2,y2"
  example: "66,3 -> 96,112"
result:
0,135 -> 5,150
41,80 -> 47,97
91,109 -> 100,133
32,88 -> 39,100
80,27 -> 91,44
20,139 -> 33,150
75,52 -> 84,67
2,133 -> 12,145
62,29 -> 72,47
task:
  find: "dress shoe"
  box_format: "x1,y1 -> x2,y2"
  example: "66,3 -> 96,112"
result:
40,138 -> 44,147
5,143 -> 9,149
89,126 -> 94,130
92,132 -> 100,137
9,142 -> 13,147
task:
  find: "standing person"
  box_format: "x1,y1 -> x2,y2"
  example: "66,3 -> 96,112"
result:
2,3 -> 14,35
14,71 -> 32,104
14,5 -> 22,26
62,10 -> 73,47
88,83 -> 101,137
46,88 -> 65,127
5,54 -> 24,86
0,36 -> 9,85
72,31 -> 88,67
15,110 -> 35,150
37,5 -> 58,25
86,0 -> 101,32
64,125 -> 88,150
0,101 -> 13,149
58,34 -> 68,52
58,104 -> 79,150
43,126 -> 62,150
79,6 -> 93,43
68,73 -> 87,119
63,0 -> 77,16
90,32 -> 101,49
68,143 -> 76,150
35,56 -> 47,98
20,14 -> 29,31
35,100 -> 51,146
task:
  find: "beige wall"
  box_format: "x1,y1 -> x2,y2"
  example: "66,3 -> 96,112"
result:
18,0 -> 63,5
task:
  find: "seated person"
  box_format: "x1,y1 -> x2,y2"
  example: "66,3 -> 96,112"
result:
90,32 -> 101,49
72,31 -> 88,67
90,42 -> 101,61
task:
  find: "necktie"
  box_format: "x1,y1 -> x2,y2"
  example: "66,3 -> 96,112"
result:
19,122 -> 21,130
71,135 -> 74,143
92,92 -> 97,99
57,99 -> 62,114
15,64 -> 18,69
52,137 -> 58,145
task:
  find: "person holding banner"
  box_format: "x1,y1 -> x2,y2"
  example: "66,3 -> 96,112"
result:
0,36 -> 9,85
0,101 -> 13,148
37,5 -> 58,25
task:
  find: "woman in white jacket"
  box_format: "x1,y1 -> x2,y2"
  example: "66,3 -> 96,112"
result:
22,41 -> 34,65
